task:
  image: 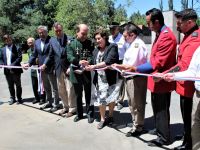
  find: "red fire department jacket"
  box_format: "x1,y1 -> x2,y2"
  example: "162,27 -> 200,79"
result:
148,26 -> 177,93
170,26 -> 200,98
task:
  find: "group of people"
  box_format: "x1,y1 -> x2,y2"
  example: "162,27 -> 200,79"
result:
0,7 -> 200,150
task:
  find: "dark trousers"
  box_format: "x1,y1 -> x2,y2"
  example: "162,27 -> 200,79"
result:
151,92 -> 171,142
5,73 -> 22,101
31,75 -> 40,101
31,75 -> 46,101
73,73 -> 94,118
180,96 -> 193,145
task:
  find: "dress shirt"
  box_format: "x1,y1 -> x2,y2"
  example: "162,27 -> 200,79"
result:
6,45 -> 12,65
40,40 -> 44,52
109,33 -> 126,60
123,37 -> 148,66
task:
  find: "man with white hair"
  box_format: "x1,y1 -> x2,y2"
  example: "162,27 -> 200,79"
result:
23,26 -> 59,110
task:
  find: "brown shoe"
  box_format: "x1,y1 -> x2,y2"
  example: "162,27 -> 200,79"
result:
65,112 -> 74,118
58,108 -> 68,116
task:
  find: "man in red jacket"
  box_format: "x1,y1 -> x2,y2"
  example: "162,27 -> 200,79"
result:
124,8 -> 177,147
164,9 -> 200,150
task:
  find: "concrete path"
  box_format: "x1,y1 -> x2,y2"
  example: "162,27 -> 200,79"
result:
0,69 -> 198,150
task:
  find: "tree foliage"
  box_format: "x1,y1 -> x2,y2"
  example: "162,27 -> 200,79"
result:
129,11 -> 146,25
55,0 -> 118,36
114,4 -> 128,23
4,0 -> 200,47
0,0 -> 58,45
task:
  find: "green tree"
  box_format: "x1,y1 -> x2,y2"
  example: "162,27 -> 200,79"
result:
129,11 -> 146,25
55,0 -> 116,36
0,0 -> 58,44
113,4 -> 128,23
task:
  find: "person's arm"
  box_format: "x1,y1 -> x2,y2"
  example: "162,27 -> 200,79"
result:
136,62 -> 153,73
66,42 -> 79,66
175,47 -> 200,78
104,44 -> 119,65
164,47 -> 200,81
151,35 -> 176,71
44,40 -> 54,66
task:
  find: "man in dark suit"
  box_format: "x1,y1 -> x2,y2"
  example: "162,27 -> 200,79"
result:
23,26 -> 59,110
0,34 -> 23,105
67,24 -> 94,123
46,22 -> 76,115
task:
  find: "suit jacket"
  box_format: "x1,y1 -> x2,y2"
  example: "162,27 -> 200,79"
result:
173,26 -> 200,98
29,36 -> 54,74
67,38 -> 94,84
92,43 -> 119,86
148,26 -> 177,93
0,44 -> 23,75
46,34 -> 70,77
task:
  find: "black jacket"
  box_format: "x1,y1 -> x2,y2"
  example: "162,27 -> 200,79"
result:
92,43 -> 119,86
1,44 -> 23,75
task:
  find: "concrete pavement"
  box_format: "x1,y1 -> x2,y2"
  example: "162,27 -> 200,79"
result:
0,69 -> 198,150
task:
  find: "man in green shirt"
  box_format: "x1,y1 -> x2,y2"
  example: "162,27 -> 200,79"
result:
67,24 -> 94,123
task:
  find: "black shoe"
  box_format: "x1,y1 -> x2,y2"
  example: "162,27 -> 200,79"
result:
148,128 -> 157,135
97,121 -> 106,129
40,103 -> 52,110
87,115 -> 94,123
32,99 -> 39,104
174,134 -> 184,141
39,100 -> 45,105
147,138 -> 170,147
126,129 -> 143,137
16,99 -> 23,105
106,117 -> 114,125
9,99 -> 16,105
74,116 -> 83,122
58,108 -> 69,116
49,106 -> 60,113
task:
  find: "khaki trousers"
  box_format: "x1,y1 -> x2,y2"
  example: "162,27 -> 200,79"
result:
192,96 -> 200,150
57,72 -> 76,112
125,76 -> 147,131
